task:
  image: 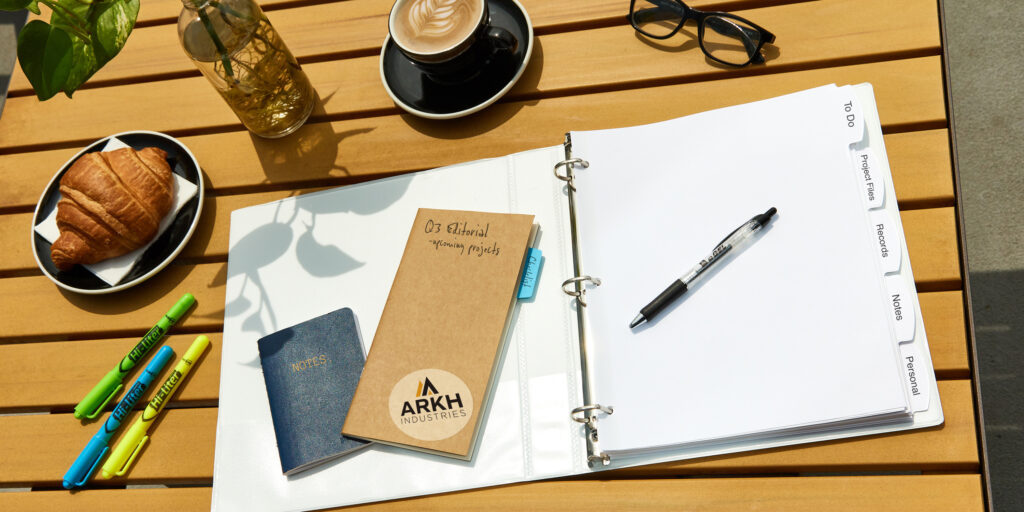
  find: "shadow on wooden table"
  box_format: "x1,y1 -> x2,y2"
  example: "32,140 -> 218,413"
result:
247,91 -> 374,184
56,264 -> 208,318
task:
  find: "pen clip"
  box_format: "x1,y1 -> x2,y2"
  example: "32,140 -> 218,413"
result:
86,383 -> 123,420
115,435 -> 149,476
75,446 -> 110,487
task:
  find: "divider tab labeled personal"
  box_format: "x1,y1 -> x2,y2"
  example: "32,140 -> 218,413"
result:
899,342 -> 930,412
869,209 -> 902,274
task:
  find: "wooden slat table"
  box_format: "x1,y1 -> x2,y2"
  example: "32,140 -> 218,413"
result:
0,0 -> 987,509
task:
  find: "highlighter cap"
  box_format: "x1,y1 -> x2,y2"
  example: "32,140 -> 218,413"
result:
183,335 -> 211,362
166,293 -> 197,323
146,345 -> 176,373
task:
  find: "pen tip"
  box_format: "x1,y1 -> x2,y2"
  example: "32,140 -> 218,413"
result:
62,481 -> 73,490
629,314 -> 645,329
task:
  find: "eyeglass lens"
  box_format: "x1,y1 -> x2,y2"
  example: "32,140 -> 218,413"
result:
702,16 -> 762,65
630,0 -> 687,38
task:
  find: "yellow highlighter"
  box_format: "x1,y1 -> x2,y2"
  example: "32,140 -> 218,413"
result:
101,335 -> 210,479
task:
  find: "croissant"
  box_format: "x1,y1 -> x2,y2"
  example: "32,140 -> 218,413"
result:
50,147 -> 175,271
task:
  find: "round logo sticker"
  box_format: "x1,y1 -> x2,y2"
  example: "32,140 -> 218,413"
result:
388,369 -> 474,441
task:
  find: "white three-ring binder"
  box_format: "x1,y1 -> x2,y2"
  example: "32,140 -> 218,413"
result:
214,84 -> 943,511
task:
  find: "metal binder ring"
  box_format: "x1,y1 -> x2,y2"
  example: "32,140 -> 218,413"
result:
561,276 -> 602,307
571,404 -> 614,422
553,158 -> 589,191
571,404 -> 614,446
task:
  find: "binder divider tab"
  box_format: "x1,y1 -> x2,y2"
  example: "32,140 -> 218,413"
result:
557,133 -> 613,467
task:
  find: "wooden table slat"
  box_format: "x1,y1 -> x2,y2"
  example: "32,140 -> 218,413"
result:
0,474 -> 985,512
0,380 -> 975,485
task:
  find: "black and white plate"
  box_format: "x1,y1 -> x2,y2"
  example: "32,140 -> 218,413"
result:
31,131 -> 205,294
380,0 -> 534,119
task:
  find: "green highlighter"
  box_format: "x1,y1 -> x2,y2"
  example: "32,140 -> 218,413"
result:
73,293 -> 196,420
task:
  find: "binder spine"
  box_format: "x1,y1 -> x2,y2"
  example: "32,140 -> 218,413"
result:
557,133 -> 613,467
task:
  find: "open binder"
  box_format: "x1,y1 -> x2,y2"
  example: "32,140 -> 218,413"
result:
214,84 -> 943,511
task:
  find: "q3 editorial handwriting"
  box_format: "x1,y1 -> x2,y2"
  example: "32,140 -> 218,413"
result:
423,218 -> 501,258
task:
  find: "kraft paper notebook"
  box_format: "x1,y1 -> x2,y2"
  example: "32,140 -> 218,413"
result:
342,209 -> 538,460
213,84 -> 943,511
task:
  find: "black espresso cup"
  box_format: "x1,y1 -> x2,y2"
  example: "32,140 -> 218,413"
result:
388,0 -> 518,85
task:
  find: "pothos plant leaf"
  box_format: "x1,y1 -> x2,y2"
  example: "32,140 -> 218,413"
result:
48,0 -> 98,97
14,0 -> 140,99
16,20 -> 74,101
0,0 -> 33,11
94,0 -> 139,59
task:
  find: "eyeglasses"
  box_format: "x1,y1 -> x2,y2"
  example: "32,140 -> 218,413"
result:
628,0 -> 776,67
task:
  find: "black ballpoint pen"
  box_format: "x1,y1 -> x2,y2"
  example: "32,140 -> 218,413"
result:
630,207 -> 778,329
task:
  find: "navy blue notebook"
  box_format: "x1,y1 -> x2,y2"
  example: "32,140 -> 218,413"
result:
257,307 -> 370,475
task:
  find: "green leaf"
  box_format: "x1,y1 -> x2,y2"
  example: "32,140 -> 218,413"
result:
0,0 -> 31,10
61,34 -> 99,97
50,0 -> 98,96
49,0 -> 92,39
93,0 -> 138,59
16,20 -> 74,101
26,0 -> 39,14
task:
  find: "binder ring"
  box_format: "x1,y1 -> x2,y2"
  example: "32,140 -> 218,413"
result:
571,404 -> 614,422
571,404 -> 614,445
562,276 -> 602,307
553,158 -> 589,191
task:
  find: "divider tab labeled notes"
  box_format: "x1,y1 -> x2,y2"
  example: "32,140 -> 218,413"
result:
885,274 -> 915,343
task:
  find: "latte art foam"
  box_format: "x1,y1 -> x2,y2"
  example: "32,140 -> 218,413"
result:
393,0 -> 483,54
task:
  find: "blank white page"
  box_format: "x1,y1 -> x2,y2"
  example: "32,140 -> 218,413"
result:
570,85 -> 910,454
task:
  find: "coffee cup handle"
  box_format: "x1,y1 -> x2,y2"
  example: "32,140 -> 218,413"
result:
487,26 -> 518,54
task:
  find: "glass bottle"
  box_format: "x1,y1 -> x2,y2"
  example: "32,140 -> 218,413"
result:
178,0 -> 315,138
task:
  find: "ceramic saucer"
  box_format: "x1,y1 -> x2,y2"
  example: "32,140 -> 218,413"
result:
31,131 -> 204,294
380,0 -> 534,120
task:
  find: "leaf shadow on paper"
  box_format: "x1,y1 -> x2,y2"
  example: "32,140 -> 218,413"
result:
220,171 -> 411,342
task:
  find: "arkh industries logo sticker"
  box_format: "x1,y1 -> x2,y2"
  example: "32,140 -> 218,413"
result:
388,369 -> 474,441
